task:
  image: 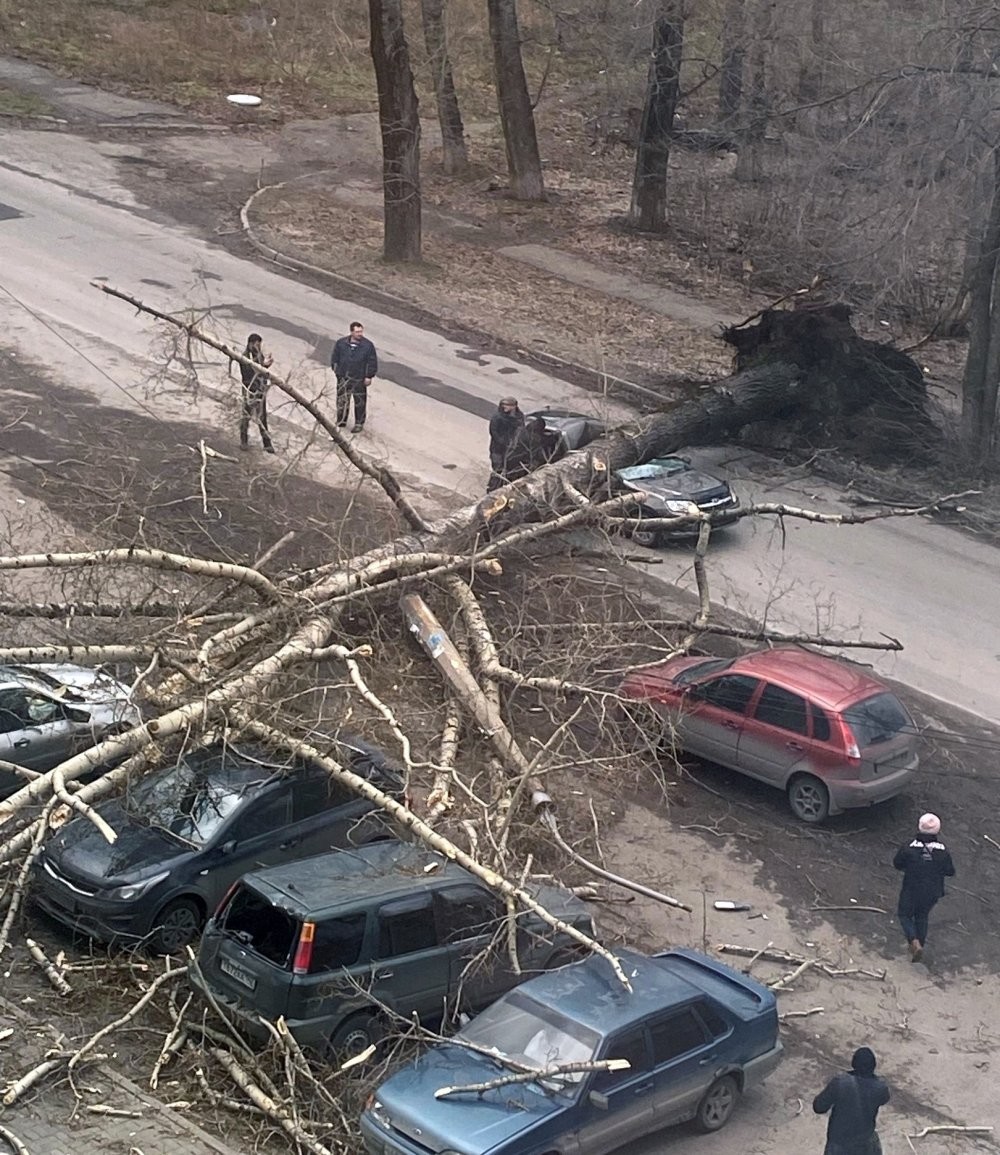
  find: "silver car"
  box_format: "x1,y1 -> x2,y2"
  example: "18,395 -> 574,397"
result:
0,664 -> 141,796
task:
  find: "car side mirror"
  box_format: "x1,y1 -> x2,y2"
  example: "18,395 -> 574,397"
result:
589,1091 -> 609,1111
220,840 -> 237,856
64,706 -> 91,725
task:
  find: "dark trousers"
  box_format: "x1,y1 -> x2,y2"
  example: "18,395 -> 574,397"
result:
898,892 -> 936,945
240,385 -> 272,449
825,1134 -> 882,1155
336,377 -> 367,426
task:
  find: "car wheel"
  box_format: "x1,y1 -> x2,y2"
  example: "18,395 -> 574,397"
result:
631,525 -> 661,549
328,1013 -> 383,1061
787,775 -> 830,824
695,1074 -> 740,1133
147,898 -> 203,955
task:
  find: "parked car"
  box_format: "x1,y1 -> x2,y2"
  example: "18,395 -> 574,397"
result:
527,408 -> 607,460
619,647 -> 919,823
30,736 -> 403,953
191,840 -> 594,1057
527,411 -> 740,546
0,663 -> 141,797
614,457 -> 741,546
361,946 -> 782,1155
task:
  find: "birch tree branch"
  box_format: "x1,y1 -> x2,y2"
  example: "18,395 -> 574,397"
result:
435,1058 -> 630,1098
0,547 -> 283,601
93,282 -> 431,534
229,717 -> 631,990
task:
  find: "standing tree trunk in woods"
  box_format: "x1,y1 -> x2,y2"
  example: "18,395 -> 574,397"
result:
960,150 -> 1000,464
370,0 -> 422,261
420,0 -> 467,174
717,0 -> 745,124
629,2 -> 684,233
487,0 -> 545,201
734,0 -> 768,182
795,0 -> 825,104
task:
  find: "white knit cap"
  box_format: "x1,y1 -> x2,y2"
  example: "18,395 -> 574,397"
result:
918,813 -> 941,835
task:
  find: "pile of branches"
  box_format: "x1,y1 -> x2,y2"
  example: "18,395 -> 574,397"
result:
0,285 -> 960,1151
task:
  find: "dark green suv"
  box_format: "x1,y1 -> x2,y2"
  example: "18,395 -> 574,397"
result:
192,841 -> 594,1056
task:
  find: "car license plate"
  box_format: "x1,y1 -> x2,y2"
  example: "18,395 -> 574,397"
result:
220,957 -> 257,990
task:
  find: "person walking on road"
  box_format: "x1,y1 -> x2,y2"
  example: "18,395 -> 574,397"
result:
238,332 -> 275,453
893,812 -> 955,961
331,321 -> 378,433
813,1046 -> 890,1155
486,396 -> 525,492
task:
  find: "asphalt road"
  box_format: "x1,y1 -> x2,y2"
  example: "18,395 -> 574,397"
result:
2,128 -> 1000,723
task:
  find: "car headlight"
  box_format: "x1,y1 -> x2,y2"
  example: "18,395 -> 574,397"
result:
368,1100 -> 392,1129
664,499 -> 691,514
104,871 -> 169,902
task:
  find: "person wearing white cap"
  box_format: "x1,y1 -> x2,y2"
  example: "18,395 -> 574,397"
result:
892,813 -> 955,961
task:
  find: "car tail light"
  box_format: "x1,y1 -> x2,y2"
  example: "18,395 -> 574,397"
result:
292,921 -> 316,974
837,717 -> 861,762
214,881 -> 240,917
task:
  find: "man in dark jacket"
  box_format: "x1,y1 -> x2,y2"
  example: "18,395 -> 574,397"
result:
331,321 -> 378,432
813,1046 -> 890,1155
893,812 -> 955,961
238,332 -> 275,453
486,397 -> 525,492
502,416 -> 560,483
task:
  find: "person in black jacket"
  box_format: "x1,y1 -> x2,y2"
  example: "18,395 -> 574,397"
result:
893,812 -> 955,961
486,397 -> 525,492
502,417 -> 560,483
813,1046 -> 890,1155
238,332 -> 275,453
331,321 -> 378,432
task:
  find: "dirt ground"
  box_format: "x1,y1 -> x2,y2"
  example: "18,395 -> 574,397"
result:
1,74 -> 999,1155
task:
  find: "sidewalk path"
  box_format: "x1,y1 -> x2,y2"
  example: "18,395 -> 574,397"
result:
0,997 -> 242,1155
498,242 -> 733,331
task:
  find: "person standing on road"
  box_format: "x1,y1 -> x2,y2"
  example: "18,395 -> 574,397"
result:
486,396 -> 525,492
812,1046 -> 890,1155
893,812 -> 955,961
331,321 -> 378,433
238,332 -> 275,453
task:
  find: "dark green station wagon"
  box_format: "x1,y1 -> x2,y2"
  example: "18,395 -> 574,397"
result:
191,841 -> 594,1056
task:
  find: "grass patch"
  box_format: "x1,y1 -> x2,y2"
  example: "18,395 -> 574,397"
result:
0,0 -> 653,121
0,82 -> 54,117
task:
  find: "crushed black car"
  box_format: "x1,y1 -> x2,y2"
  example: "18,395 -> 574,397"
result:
31,736 -> 403,954
615,456 -> 741,546
528,410 -> 740,546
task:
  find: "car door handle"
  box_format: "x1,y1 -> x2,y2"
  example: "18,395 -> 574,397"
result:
722,720 -> 740,730
13,739 -> 30,748
699,1055 -> 718,1066
279,839 -> 300,850
786,741 -> 804,751
374,970 -> 394,980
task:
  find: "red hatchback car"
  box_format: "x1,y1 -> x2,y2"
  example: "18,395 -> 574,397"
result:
619,647 -> 919,823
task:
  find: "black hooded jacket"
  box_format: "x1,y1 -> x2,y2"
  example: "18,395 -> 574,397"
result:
488,404 -> 525,471
813,1070 -> 890,1147
893,834 -> 955,906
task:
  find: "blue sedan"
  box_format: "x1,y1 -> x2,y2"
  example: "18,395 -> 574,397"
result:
361,946 -> 782,1155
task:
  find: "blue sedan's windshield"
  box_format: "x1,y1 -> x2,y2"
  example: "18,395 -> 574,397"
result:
459,991 -> 600,1089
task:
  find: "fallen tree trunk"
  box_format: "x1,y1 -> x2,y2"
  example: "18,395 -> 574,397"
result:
343,360 -> 802,563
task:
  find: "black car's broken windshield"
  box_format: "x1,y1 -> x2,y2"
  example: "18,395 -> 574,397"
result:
127,759 -> 266,846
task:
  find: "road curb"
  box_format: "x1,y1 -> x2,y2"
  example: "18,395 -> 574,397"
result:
238,179 -> 669,406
